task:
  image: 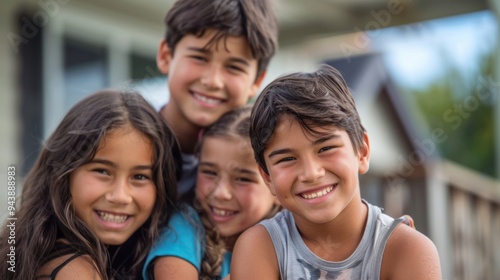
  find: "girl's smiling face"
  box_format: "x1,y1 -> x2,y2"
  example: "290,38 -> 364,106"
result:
195,136 -> 277,239
70,124 -> 156,245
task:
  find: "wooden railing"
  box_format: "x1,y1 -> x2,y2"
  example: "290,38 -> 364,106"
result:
440,161 -> 500,280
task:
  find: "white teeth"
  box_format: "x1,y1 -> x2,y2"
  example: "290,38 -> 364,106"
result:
193,93 -> 222,105
97,211 -> 128,223
212,207 -> 235,216
301,186 -> 334,199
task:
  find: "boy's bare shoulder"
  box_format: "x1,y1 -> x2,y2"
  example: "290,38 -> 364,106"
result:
233,224 -> 275,259
231,225 -> 279,280
381,223 -> 442,280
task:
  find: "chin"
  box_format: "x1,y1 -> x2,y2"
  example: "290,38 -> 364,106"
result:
194,117 -> 216,128
100,236 -> 129,246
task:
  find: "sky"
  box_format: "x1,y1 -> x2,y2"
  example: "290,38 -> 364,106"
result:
372,10 -> 498,91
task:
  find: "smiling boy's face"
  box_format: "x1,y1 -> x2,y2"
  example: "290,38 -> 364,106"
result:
158,28 -> 266,129
259,116 -> 370,226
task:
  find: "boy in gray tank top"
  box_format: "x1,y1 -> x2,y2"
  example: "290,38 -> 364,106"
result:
231,65 -> 442,280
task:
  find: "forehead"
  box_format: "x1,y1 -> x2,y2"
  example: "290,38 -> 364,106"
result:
180,29 -> 255,59
96,125 -> 153,156
278,115 -> 338,135
201,136 -> 256,165
266,116 -> 343,148
202,135 -> 253,154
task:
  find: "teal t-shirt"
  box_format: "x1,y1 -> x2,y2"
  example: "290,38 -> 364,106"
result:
142,205 -> 232,279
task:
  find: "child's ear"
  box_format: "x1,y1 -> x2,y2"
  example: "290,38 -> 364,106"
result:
157,40 -> 172,75
258,165 -> 276,196
249,70 -> 267,99
358,132 -> 371,174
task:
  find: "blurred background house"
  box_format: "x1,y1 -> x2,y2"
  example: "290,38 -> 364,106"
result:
1,0 -> 499,279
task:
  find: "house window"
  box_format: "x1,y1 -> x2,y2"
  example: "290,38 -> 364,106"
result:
63,38 -> 108,110
128,52 -> 169,109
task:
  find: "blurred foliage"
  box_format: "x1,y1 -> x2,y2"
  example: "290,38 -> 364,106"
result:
410,50 -> 496,178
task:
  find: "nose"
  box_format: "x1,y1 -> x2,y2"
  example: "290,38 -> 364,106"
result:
298,156 -> 325,183
201,64 -> 224,90
211,177 -> 232,201
105,178 -> 133,205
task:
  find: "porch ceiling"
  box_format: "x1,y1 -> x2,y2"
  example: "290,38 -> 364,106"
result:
90,0 -> 488,46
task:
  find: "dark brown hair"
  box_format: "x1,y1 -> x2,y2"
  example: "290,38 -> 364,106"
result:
195,105 -> 281,279
0,90 -> 180,279
164,0 -> 278,77
250,64 -> 366,174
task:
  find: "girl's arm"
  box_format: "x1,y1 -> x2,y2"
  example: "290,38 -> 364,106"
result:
230,225 -> 280,280
154,256 -> 198,279
381,224 -> 442,280
144,206 -> 203,280
38,254 -> 102,280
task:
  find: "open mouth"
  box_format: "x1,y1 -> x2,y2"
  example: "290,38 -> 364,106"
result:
211,206 -> 237,217
96,211 -> 129,223
193,92 -> 224,105
299,185 -> 335,199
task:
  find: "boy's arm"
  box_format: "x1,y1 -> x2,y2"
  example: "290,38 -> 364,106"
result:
381,224 -> 442,280
231,225 -> 280,280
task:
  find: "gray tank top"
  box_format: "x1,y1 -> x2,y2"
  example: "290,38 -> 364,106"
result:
260,201 -> 403,280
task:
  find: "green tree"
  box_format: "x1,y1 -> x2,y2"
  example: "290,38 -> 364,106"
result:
411,51 -> 496,177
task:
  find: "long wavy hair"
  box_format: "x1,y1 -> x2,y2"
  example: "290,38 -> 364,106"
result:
194,105 -> 281,279
0,90 -> 180,279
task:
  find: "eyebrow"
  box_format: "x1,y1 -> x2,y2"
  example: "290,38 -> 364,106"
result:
235,168 -> 259,176
199,162 -> 258,175
313,133 -> 340,145
186,47 -> 251,67
198,162 -> 216,168
267,133 -> 341,159
89,159 -> 152,170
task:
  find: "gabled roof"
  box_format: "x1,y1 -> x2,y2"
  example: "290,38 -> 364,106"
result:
325,53 -> 439,174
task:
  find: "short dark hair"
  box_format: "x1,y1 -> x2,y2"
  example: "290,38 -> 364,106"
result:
164,0 -> 278,77
250,64 -> 366,174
